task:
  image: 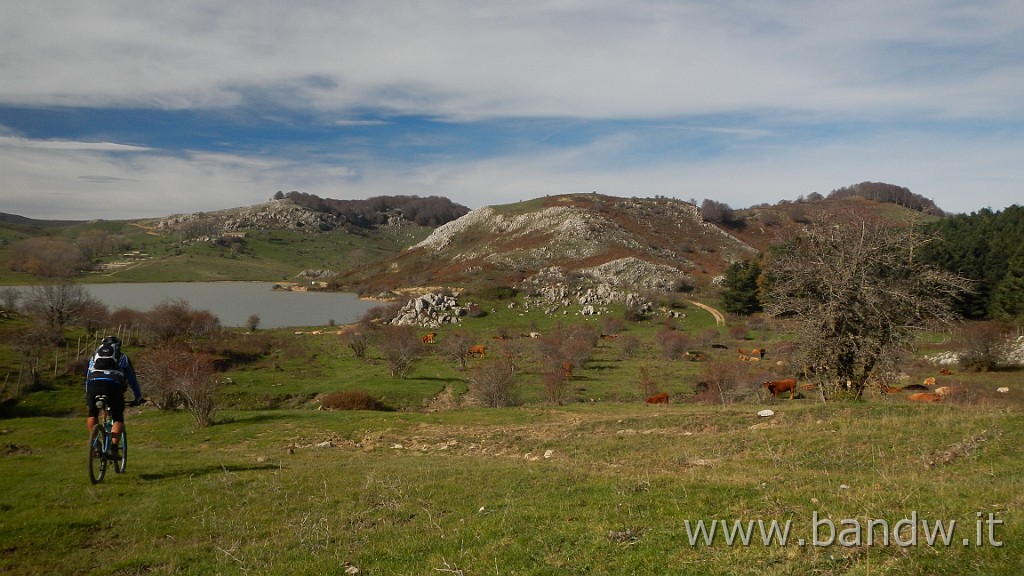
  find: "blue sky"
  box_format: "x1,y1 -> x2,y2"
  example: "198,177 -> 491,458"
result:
2,1 -> 1022,220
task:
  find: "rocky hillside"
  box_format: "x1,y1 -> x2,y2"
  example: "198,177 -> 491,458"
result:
153,200 -> 347,235
331,192 -> 935,299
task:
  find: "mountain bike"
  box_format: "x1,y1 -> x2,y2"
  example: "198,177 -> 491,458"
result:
88,394 -> 127,484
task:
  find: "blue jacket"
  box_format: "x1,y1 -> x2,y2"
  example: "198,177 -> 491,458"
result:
86,353 -> 143,401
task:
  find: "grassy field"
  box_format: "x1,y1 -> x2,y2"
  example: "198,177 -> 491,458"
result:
0,222 -> 429,285
2,290 -> 1022,575
2,401 -> 1020,575
3,204 -> 1019,572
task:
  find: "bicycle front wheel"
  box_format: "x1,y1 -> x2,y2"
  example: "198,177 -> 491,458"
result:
115,430 -> 127,474
88,424 -> 108,484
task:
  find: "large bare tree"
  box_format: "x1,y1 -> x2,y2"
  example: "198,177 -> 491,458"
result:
762,215 -> 970,399
23,281 -> 106,335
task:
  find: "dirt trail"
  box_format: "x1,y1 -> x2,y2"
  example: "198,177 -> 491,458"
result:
685,300 -> 725,325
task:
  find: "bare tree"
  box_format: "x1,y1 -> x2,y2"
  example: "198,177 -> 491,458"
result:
762,215 -> 970,399
340,325 -> 371,359
23,282 -> 104,334
438,329 -> 476,370
469,355 -> 518,407
374,325 -> 423,378
6,237 -> 89,277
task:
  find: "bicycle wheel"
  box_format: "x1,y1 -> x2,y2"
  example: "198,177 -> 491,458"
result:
88,424 -> 108,484
115,429 -> 128,474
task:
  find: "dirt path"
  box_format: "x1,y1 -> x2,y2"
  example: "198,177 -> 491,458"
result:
685,299 -> 725,325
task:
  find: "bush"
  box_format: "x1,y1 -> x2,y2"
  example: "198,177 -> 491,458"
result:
139,344 -> 220,426
653,327 -> 689,360
637,366 -> 659,398
320,389 -> 392,411
373,325 -> 423,378
958,321 -> 1014,372
469,357 -> 518,408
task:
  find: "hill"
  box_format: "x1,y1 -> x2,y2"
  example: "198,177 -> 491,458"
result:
328,192 -> 937,297
0,187 -> 948,293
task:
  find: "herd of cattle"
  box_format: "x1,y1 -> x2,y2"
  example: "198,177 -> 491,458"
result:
417,332 -> 1010,406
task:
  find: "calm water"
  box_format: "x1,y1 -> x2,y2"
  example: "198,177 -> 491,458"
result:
63,282 -> 375,329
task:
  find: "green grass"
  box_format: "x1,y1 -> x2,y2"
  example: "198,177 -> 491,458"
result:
2,402 -> 1020,575
0,223 -> 429,285
2,286 -> 1022,574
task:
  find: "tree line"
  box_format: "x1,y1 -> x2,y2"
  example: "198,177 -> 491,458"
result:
277,191 -> 470,228
722,204 -> 1024,322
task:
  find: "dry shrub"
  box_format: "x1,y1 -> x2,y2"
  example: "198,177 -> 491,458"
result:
469,356 -> 518,407
438,329 -> 475,370
637,366 -> 659,398
617,334 -> 641,360
653,327 -> 689,360
693,360 -> 755,405
541,367 -> 570,404
320,389 -> 392,411
340,325 -> 371,359
373,324 -> 423,378
957,321 -> 1014,372
140,343 -> 220,426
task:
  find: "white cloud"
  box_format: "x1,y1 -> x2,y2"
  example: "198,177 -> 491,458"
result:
1,1 -> 1021,219
3,1 -> 1023,120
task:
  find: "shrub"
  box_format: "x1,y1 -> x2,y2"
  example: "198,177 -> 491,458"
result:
637,366 -> 659,398
694,360 -> 753,405
469,356 -> 518,408
373,324 -> 423,378
653,327 -> 689,360
320,389 -> 391,411
139,344 -> 220,427
958,321 -> 1014,372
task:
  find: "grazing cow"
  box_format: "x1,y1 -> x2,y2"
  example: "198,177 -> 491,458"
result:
923,377 -> 937,386
751,348 -> 766,359
908,392 -> 942,403
934,386 -> 952,397
997,387 -> 1010,394
466,345 -> 487,358
763,378 -> 797,400
422,332 -> 437,344
940,368 -> 954,376
646,392 -> 669,404
561,361 -> 574,380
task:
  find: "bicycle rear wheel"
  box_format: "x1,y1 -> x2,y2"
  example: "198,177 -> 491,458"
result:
88,424 -> 108,484
115,430 -> 127,474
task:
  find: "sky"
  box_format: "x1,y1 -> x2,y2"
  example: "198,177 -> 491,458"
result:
2,1 -> 1022,220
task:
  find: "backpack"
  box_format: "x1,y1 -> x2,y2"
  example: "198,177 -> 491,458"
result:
88,343 -> 125,389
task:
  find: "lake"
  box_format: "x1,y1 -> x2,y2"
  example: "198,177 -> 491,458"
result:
38,282 -> 378,329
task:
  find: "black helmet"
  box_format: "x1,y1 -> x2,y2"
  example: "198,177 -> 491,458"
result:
101,335 -> 121,345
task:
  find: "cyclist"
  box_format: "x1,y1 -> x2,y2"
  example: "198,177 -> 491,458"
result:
85,336 -> 143,460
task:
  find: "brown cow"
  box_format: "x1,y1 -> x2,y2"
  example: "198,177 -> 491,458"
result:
561,361 -> 574,380
422,332 -> 437,344
466,345 -> 486,358
923,377 -> 937,386
646,392 -> 669,404
908,392 -> 942,403
763,378 -> 797,400
939,368 -> 954,376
